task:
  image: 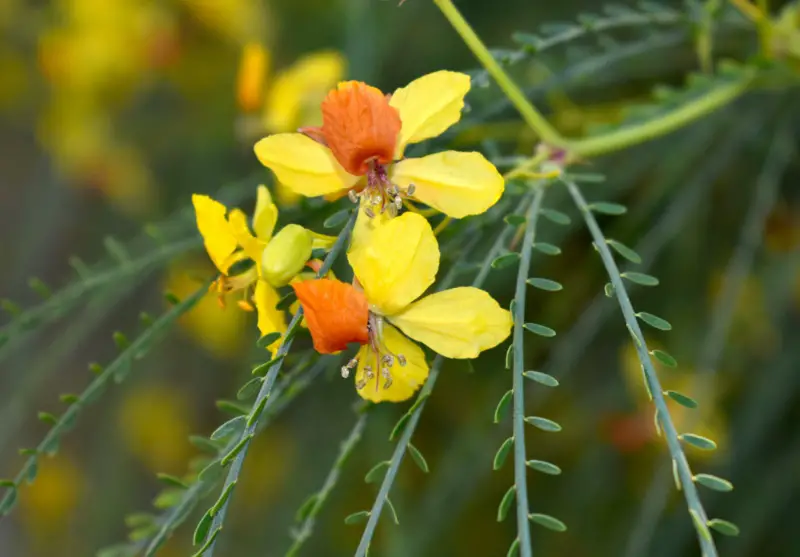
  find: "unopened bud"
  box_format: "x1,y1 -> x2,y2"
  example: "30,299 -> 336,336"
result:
261,224 -> 313,287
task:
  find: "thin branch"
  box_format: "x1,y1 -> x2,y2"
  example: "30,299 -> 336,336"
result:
564,179 -> 719,557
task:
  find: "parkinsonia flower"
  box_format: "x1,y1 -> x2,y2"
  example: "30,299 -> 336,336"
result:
292,213 -> 512,402
253,71 -> 504,219
192,185 -> 334,350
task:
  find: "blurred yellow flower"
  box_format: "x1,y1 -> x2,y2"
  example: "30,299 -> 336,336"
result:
237,427 -> 296,512
618,342 -> 727,459
118,382 -> 194,474
181,0 -> 269,45
20,454 -> 82,545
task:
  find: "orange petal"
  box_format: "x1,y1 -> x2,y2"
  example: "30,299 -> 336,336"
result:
291,279 -> 369,354
321,81 -> 401,176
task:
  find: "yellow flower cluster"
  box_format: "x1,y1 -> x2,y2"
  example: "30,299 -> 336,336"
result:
193,69 -> 512,403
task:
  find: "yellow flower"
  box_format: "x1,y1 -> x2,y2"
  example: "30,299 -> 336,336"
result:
192,185 -> 334,351
253,71 -> 504,219
20,454 -> 82,544
292,212 -> 512,403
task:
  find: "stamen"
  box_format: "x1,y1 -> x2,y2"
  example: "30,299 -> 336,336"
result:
397,354 -> 407,367
406,183 -> 416,196
237,299 -> 254,312
341,366 -> 350,378
341,357 -> 359,379
356,378 -> 367,390
364,206 -> 375,218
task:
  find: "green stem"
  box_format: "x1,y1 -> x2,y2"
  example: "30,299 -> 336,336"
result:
564,179 -> 718,557
510,187 -> 546,557
432,0 -> 564,147
200,210 -> 358,557
566,73 -> 753,158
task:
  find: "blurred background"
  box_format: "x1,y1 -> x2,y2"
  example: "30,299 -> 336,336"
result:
1,0 -> 799,556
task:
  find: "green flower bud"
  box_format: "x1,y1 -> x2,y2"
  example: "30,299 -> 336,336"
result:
261,224 -> 312,287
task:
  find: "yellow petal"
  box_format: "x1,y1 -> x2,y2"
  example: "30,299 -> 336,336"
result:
228,208 -> 265,266
309,231 -> 337,250
390,287 -> 512,359
236,41 -> 270,112
348,212 -> 438,315
254,280 -> 286,354
392,151 -> 505,218
261,224 -> 313,287
263,50 -> 346,132
355,323 -> 428,403
192,194 -> 238,274
349,206 -> 392,257
253,185 -> 278,241
253,133 -> 358,197
390,71 -> 471,156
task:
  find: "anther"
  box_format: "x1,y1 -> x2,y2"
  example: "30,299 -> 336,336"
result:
364,366 -> 374,380
348,189 -> 359,204
364,206 -> 375,218
394,195 -> 403,210
356,378 -> 367,390
397,354 -> 407,366
382,354 -> 394,366
381,367 -> 392,390
341,366 -> 350,378
406,183 -> 416,196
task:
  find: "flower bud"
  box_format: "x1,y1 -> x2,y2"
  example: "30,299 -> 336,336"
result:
261,224 -> 312,287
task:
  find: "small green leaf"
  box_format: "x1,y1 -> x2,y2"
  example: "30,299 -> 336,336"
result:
527,278 -> 563,291
37,412 -> 57,425
689,509 -> 712,541
523,323 -> 556,337
344,510 -> 371,525
276,292 -> 296,311
210,416 -> 246,441
88,362 -> 103,375
190,436 -> 222,454
364,461 -> 391,483
507,538 -> 520,557
523,371 -> 559,387
665,390 -> 698,409
567,172 -> 605,183
532,242 -> 561,255
525,416 -> 562,432
124,512 -> 155,528
1,299 -> 21,315
622,272 -> 659,286
539,208 -> 571,225
28,278 -> 51,298
679,433 -> 717,451
497,485 -> 516,522
252,355 -> 285,376
493,437 -> 514,470
672,459 -> 681,491
694,474 -> 733,492
237,377 -> 263,401
526,460 -> 561,475
385,497 -> 400,524
492,253 -> 521,269
607,240 -> 642,263
221,434 -> 253,466
636,312 -> 672,331
257,332 -> 282,349
708,518 -> 740,536
216,400 -> 251,416
529,513 -> 567,532
504,214 -> 526,226
157,473 -> 190,489
59,393 -> 79,405
295,493 -> 319,521
588,202 -> 627,215
190,528 -> 220,557
0,488 -> 18,514
113,331 -> 130,350
193,511 -> 213,546
407,443 -> 429,473
389,413 -> 411,442
197,461 -> 223,485
211,481 -> 237,515
247,395 -> 269,427
651,349 -> 678,367
163,292 -> 181,305
494,390 -> 514,423
323,209 -> 351,229
604,283 -> 614,298
0,480 -> 15,488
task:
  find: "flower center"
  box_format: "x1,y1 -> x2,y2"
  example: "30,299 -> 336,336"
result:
340,313 -> 407,393
210,267 -> 258,311
347,161 -> 416,218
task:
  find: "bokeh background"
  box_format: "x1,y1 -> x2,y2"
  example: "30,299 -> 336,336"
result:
1,0 -> 799,556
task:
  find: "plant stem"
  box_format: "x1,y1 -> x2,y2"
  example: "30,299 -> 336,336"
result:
432,0 -> 564,147
566,73 -> 753,158
510,187 -> 546,557
564,179 -> 719,557
200,211 -> 358,557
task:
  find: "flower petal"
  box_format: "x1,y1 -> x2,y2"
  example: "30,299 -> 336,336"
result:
390,71 -> 470,156
355,323 -> 428,403
349,205 -> 392,258
192,194 -> 238,274
309,231 -> 337,250
392,151 -> 504,218
291,279 -> 369,354
228,208 -> 265,267
391,287 -> 512,359
253,185 -> 278,241
348,212 -> 438,315
254,281 -> 286,354
253,133 -> 358,197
